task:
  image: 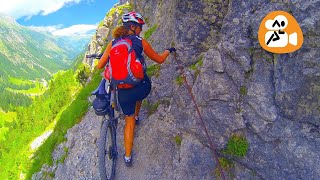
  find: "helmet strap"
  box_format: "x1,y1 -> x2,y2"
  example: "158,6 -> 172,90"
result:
130,25 -> 138,35
124,23 -> 139,35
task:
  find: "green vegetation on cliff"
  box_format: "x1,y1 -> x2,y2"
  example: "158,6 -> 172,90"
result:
27,69 -> 103,179
99,2 -> 133,28
144,24 -> 158,40
0,60 -> 101,179
0,69 -> 80,179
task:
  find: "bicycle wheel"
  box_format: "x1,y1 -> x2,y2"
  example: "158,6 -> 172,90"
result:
98,119 -> 116,180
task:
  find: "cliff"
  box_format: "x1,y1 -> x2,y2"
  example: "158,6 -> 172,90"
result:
34,0 -> 320,179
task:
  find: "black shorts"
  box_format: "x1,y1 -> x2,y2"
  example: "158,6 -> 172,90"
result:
117,76 -> 151,116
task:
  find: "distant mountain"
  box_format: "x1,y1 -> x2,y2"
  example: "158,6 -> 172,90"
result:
0,15 -> 89,80
0,15 -> 91,111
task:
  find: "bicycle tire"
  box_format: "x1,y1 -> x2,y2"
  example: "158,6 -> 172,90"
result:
109,122 -> 117,179
98,119 -> 116,180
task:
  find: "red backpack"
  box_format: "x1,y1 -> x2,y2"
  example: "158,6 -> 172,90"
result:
104,38 -> 144,89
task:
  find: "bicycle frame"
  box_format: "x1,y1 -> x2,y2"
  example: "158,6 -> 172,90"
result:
88,54 -> 118,179
105,79 -> 118,149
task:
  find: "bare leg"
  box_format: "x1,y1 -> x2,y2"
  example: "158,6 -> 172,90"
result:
134,100 -> 142,118
124,115 -> 136,157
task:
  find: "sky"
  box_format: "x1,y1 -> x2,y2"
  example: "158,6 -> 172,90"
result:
0,0 -> 119,36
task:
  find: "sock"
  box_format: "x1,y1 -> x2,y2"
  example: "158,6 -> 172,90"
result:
125,155 -> 131,161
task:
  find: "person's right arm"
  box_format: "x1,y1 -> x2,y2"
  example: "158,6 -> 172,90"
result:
142,39 -> 170,64
97,42 -> 112,69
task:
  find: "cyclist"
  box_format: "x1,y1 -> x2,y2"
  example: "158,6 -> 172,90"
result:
97,12 -> 176,167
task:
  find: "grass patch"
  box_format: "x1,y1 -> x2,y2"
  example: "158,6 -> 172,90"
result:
174,135 -> 182,146
190,63 -> 198,71
144,17 -> 149,25
7,77 -> 46,95
26,69 -> 103,179
49,172 -> 55,178
262,53 -> 273,64
219,157 -> 234,170
58,147 -> 68,164
240,86 -> 247,96
214,157 -> 234,178
196,55 -> 204,67
42,171 -> 55,179
189,55 -> 204,79
273,54 -> 278,65
98,20 -> 104,28
144,24 -> 158,40
0,110 -> 16,124
175,76 -> 184,86
99,2 -> 133,28
224,135 -> 249,158
215,135 -> 249,178
248,47 -> 255,56
5,82 -> 45,95
8,76 -> 34,86
146,64 -> 161,77
105,2 -> 133,18
142,100 -> 161,116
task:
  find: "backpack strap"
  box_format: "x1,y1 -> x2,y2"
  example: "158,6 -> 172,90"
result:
112,38 -> 133,52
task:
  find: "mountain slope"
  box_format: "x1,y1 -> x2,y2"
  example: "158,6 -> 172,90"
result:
0,15 -> 90,111
0,15 -> 87,80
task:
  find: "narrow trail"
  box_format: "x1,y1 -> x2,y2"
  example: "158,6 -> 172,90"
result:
52,106 -> 157,180
114,108 -> 151,180
46,97 -> 216,180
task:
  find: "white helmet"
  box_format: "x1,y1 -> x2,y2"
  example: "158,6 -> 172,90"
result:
122,12 -> 145,25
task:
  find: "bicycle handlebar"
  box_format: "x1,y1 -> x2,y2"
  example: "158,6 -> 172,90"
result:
86,53 -> 103,59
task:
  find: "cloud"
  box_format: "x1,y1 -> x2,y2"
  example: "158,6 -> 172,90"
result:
0,0 -> 82,19
30,24 -> 97,37
28,25 -> 64,33
52,24 -> 97,36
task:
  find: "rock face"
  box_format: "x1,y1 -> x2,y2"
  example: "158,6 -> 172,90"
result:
35,0 -> 320,179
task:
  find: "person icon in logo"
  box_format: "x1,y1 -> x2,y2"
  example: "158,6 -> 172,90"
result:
266,18 -> 286,46
258,11 -> 303,54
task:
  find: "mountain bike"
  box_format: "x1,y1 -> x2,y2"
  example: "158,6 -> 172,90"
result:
88,54 -> 118,180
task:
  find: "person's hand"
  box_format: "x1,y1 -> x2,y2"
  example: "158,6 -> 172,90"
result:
166,47 -> 176,53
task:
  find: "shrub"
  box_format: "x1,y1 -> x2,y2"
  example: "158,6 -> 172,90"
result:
224,135 -> 249,158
